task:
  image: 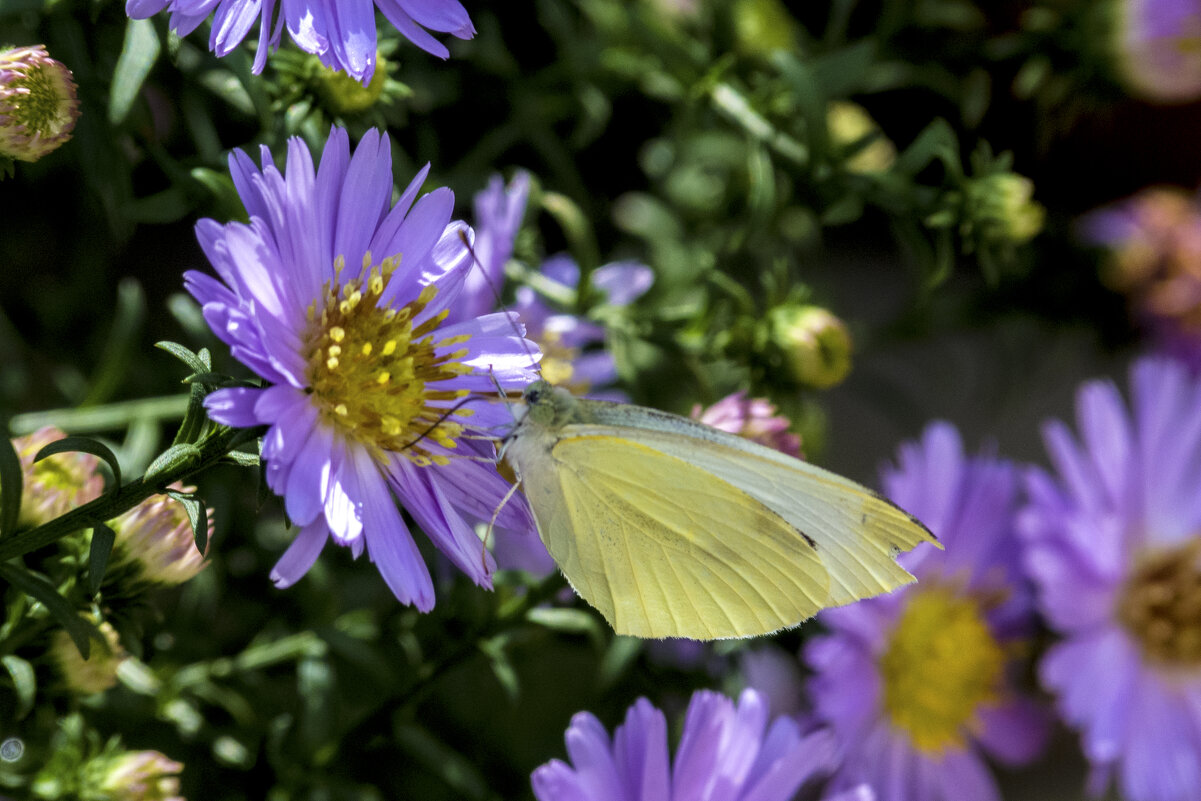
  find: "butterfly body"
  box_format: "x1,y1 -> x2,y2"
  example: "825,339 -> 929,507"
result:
503,380 -> 938,640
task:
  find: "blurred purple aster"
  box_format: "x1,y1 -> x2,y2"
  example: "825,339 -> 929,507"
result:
125,0 -> 474,81
532,688 -> 866,801
185,126 -> 538,610
1112,0 -> 1201,103
802,422 -> 1050,801
1019,357 -> 1201,801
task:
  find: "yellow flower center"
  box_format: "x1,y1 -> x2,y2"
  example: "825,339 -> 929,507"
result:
879,585 -> 1005,753
1116,538 -> 1201,667
302,254 -> 474,467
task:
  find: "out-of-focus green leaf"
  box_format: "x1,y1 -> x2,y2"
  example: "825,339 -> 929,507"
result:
393,721 -> 494,801
0,564 -> 102,658
1,655 -> 36,720
83,279 -> 145,407
109,17 -> 162,125
0,434 -> 23,540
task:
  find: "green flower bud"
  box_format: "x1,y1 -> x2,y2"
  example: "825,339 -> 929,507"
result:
769,305 -> 853,389
0,45 -> 79,163
315,52 -> 389,115
50,621 -> 126,695
732,0 -> 800,56
964,172 -> 1045,246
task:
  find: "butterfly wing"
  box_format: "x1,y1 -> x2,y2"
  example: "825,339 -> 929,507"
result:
514,432 -> 831,639
563,422 -> 937,608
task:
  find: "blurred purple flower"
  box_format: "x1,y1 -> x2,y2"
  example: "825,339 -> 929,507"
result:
691,391 -> 802,458
1079,187 -> 1201,369
532,688 -> 860,801
1112,0 -> 1201,103
458,171 -> 531,321
1019,357 -> 1201,801
802,423 -> 1050,801
125,0 -> 474,81
185,126 -> 538,611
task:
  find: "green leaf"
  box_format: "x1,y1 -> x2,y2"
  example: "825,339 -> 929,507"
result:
110,17 -> 162,125
84,280 -> 146,407
88,522 -> 116,595
525,606 -> 602,636
35,436 -> 122,492
477,636 -> 520,703
155,341 -> 212,376
1,655 -> 36,720
144,443 -> 201,486
165,489 -> 208,554
393,722 -> 492,801
0,434 -> 23,540
0,563 -> 102,658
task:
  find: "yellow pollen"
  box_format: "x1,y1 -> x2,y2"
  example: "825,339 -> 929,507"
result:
302,264 -> 477,465
879,585 -> 1005,753
1116,538 -> 1201,667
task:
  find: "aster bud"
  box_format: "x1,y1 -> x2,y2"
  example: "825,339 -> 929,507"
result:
104,484 -> 210,588
732,0 -> 800,56
99,750 -> 186,801
4,426 -> 103,530
50,620 -> 126,695
963,172 -> 1045,246
0,45 -> 79,163
314,51 -> 389,113
691,391 -> 803,458
827,100 -> 896,174
768,305 -> 853,389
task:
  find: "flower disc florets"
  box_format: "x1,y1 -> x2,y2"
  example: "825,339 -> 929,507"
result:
0,45 -> 79,162
304,256 -> 473,466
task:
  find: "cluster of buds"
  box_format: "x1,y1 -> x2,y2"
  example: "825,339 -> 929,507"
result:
692,391 -> 803,458
0,45 -> 78,164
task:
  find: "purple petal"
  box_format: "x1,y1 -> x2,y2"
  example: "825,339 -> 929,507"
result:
270,520 -> 329,587
358,451 -> 435,610
591,260 -> 654,306
613,698 -> 670,801
203,386 -> 265,428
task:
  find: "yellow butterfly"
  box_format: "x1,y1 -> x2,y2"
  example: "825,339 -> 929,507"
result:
502,380 -> 939,640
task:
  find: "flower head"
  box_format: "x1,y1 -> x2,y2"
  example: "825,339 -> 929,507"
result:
691,391 -> 802,458
1110,0 -> 1201,103
125,0 -> 474,82
99,750 -> 185,801
1079,187 -> 1201,365
963,172 -> 1045,246
107,485 -> 210,587
1019,357 -> 1201,801
51,621 -> 126,695
532,688 -> 847,801
768,304 -> 853,389
6,427 -> 104,529
0,45 -> 79,163
186,127 -> 538,610
802,423 -> 1050,801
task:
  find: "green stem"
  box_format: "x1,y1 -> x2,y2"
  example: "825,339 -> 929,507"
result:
0,425 -> 257,563
8,396 -> 190,435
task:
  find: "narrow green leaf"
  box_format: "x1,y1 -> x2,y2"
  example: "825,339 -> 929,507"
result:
155,341 -> 212,376
393,722 -> 492,801
1,655 -> 36,720
88,522 -> 116,595
0,434 -> 23,539
0,564 -> 102,658
478,636 -> 520,703
35,436 -> 122,492
83,280 -> 146,407
166,490 -> 208,554
144,443 -> 201,486
525,606 -> 601,636
221,450 -> 261,468
109,17 -> 162,125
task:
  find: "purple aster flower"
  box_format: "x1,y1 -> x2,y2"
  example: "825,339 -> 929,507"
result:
690,391 -> 803,459
802,422 -> 1050,801
532,688 -> 861,801
458,171 -> 532,322
1019,357 -> 1201,801
1111,0 -> 1201,103
185,126 -> 538,610
125,0 -> 474,81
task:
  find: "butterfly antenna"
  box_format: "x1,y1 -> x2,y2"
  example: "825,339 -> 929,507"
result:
457,226 -> 542,383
